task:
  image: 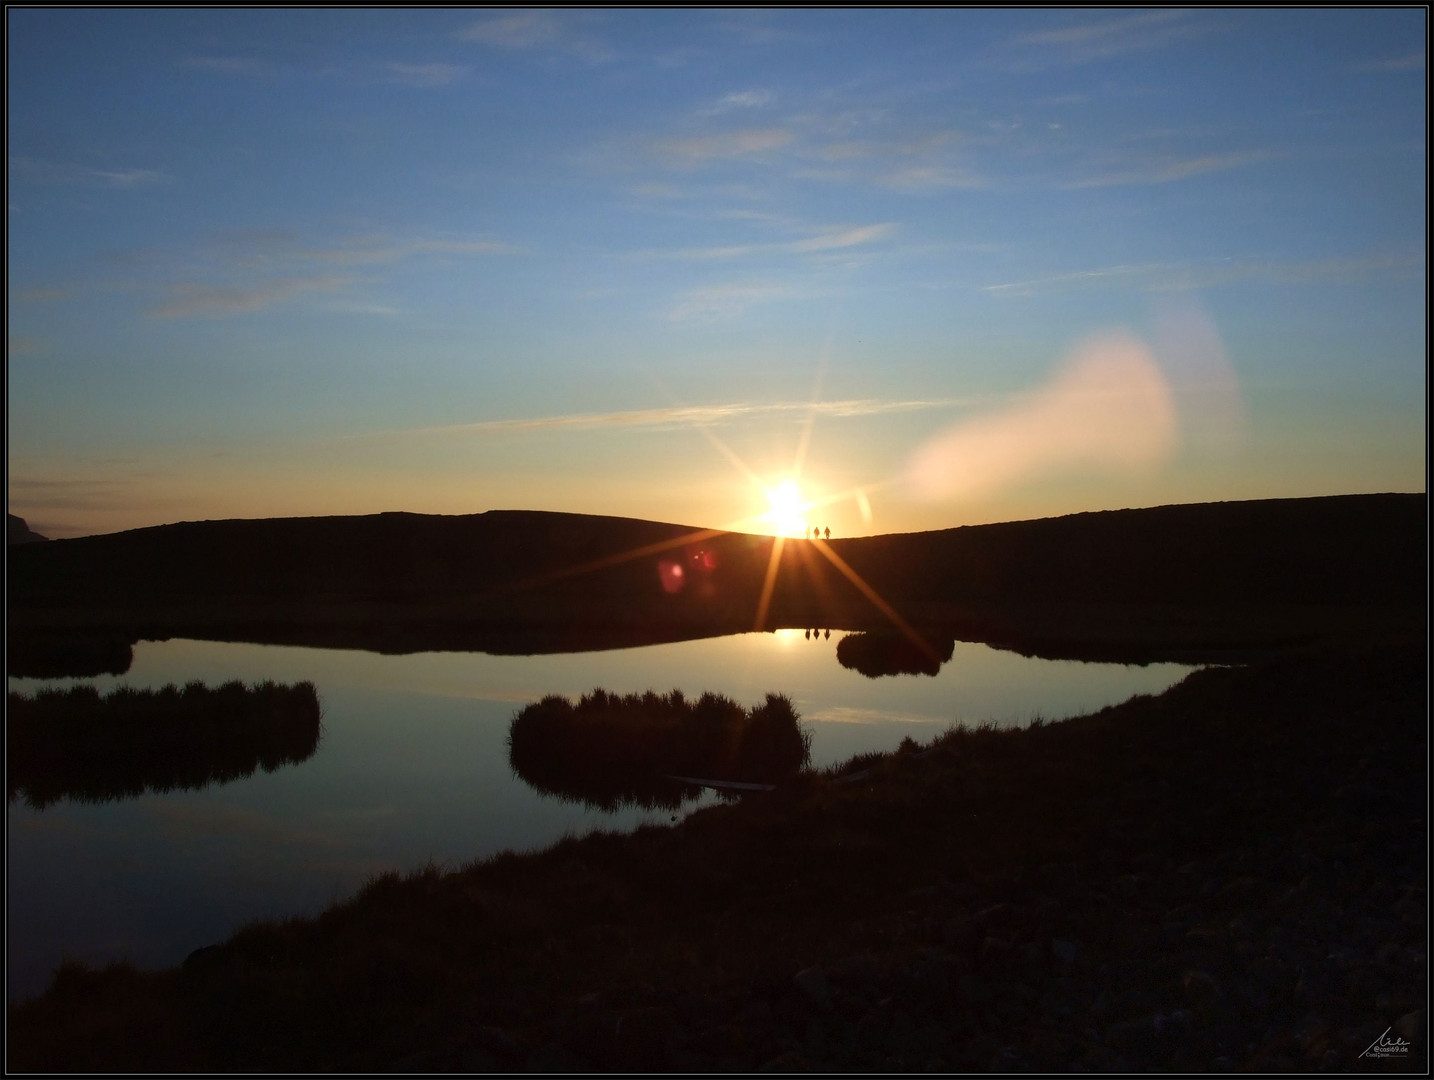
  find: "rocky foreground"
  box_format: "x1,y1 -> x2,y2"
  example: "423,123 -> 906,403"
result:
8,641 -> 1426,1072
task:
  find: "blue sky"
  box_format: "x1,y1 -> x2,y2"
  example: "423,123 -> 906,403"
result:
7,9 -> 1426,538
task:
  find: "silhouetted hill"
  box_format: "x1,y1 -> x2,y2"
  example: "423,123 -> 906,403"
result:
8,509 -> 736,608
836,493 -> 1425,608
6,509 -> 770,643
7,495 -> 1425,666
8,513 -> 47,545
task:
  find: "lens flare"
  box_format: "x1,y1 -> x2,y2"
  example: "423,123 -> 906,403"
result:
907,331 -> 1178,502
1150,295 -> 1247,455
855,488 -> 874,529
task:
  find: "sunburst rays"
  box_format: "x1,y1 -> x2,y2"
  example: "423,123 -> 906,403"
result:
486,385 -> 933,662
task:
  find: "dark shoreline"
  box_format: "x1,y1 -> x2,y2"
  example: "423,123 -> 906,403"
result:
8,639 -> 1425,1072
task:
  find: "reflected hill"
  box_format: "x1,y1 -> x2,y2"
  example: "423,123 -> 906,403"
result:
508,689 -> 810,811
7,680 -> 322,809
8,631 -> 134,678
8,494 -> 1425,673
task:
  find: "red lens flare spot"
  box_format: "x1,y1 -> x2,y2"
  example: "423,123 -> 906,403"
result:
658,559 -> 686,593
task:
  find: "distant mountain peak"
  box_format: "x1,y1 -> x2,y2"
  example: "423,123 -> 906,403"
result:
8,514 -> 48,545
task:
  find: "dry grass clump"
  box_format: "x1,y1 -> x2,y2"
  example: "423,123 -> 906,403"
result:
7,680 -> 322,807
508,689 -> 811,810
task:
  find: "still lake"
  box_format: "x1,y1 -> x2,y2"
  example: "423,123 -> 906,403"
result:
8,631 -> 1197,999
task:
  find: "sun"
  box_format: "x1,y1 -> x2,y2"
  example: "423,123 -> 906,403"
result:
763,479 -> 810,538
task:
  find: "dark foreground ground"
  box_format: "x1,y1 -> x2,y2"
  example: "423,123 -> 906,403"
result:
7,640 -> 1426,1073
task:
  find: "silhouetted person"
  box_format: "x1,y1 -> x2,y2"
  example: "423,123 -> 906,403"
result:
804,628 -> 811,640
824,628 -> 830,640
823,526 -> 830,540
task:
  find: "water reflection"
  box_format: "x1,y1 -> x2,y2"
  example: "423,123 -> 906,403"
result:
7,634 -> 1198,1000
835,630 -> 957,678
507,689 -> 810,811
7,680 -> 322,809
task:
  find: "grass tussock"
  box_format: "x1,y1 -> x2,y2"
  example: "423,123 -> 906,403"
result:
508,688 -> 811,810
835,630 -> 956,678
7,679 -> 322,808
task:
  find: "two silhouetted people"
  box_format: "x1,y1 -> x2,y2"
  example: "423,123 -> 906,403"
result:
810,526 -> 831,541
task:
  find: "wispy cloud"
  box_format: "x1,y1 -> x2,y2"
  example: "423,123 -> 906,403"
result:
709,11 -> 806,47
637,111 -> 983,192
807,129 -> 954,163
12,287 -> 71,302
294,236 -> 515,266
881,164 -> 985,191
656,128 -> 796,166
458,10 -> 564,48
636,222 -> 895,261
1349,51 -> 1425,73
806,129 -> 986,190
320,300 -> 405,317
179,55 -> 276,77
1062,150 -> 1272,189
627,181 -> 684,199
183,53 -> 471,87
666,281 -> 800,321
982,252 -> 1423,297
699,89 -> 775,115
623,181 -> 778,208
202,230 -> 515,269
457,11 -> 611,61
383,61 -> 468,87
9,156 -> 168,188
7,476 -> 142,512
125,229 -> 515,320
1006,10 -> 1206,66
351,397 -> 970,441
789,223 -> 894,252
149,275 -> 349,319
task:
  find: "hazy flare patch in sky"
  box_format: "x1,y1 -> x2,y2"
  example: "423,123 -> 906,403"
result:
1149,295 -> 1247,457
907,333 -> 1179,503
